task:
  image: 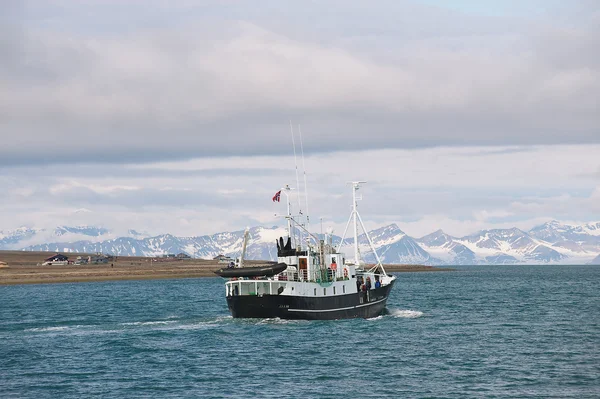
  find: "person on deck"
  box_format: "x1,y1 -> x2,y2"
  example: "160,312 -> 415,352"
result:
330,259 -> 337,271
325,260 -> 334,282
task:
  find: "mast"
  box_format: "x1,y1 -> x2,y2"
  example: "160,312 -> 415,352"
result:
351,181 -> 366,265
281,185 -> 293,242
335,181 -> 386,273
237,227 -> 249,268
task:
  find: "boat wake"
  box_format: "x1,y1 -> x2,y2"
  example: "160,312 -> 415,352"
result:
255,317 -> 308,325
386,308 -> 424,318
121,320 -> 177,327
23,316 -> 235,335
366,308 -> 423,321
23,311 -> 422,333
120,316 -> 233,331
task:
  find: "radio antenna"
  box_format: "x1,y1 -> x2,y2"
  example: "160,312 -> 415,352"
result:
290,121 -> 302,247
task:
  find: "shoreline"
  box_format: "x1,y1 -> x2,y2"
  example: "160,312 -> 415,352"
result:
0,251 -> 453,286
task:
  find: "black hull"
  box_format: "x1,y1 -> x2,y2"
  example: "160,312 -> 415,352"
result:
226,280 -> 395,320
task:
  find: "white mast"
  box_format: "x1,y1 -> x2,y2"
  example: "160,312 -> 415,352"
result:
351,181 -> 365,265
237,227 -> 249,268
281,184 -> 293,241
335,181 -> 386,274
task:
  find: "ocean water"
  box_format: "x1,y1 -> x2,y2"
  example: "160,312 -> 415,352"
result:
1,265 -> 598,398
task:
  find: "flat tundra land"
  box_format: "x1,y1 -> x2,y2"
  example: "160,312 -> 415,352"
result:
0,251 -> 451,285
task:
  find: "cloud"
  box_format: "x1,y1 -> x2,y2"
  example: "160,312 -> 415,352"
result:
509,188 -> 600,218
1,144 -> 598,237
1,2 -> 598,239
1,1 -> 599,166
49,181 -> 141,195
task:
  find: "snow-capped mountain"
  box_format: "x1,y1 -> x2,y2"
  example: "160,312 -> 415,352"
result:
417,230 -> 476,265
357,224 -> 406,247
415,224 -> 600,265
458,227 -> 566,263
357,224 -> 440,264
372,235 -> 440,264
22,226 -> 287,260
128,230 -> 150,238
53,226 -> 110,237
0,227 -> 40,249
9,220 -> 600,265
528,220 -> 600,253
1,226 -> 125,250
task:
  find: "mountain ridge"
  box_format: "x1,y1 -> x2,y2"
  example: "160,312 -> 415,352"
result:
3,221 -> 600,265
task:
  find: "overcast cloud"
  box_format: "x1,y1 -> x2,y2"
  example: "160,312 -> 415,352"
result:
0,1 -> 598,237
1,145 -> 598,237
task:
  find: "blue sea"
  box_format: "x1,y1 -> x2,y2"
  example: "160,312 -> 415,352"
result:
1,265 -> 598,398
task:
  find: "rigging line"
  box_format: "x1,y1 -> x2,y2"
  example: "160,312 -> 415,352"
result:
298,124 -> 310,229
337,212 -> 354,253
290,121 -> 302,247
356,211 -> 385,275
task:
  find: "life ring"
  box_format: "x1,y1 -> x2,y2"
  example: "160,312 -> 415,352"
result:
343,268 -> 348,278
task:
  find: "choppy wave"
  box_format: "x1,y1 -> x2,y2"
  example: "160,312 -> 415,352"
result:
6,266 -> 599,398
25,326 -> 72,332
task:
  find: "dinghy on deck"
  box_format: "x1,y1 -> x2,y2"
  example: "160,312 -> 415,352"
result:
214,263 -> 288,278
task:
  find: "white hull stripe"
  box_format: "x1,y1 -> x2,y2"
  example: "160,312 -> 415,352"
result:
287,297 -> 387,313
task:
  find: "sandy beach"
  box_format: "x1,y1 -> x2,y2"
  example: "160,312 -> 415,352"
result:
0,251 -> 452,285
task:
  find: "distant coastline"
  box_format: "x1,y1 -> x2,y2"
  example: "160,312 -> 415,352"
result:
6,220 -> 599,266
0,251 -> 452,286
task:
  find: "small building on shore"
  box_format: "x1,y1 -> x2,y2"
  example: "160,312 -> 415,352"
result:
89,253 -> 111,264
74,256 -> 88,265
176,253 -> 191,259
45,254 -> 68,262
42,253 -> 69,265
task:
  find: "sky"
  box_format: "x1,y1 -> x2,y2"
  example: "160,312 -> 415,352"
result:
0,0 -> 598,239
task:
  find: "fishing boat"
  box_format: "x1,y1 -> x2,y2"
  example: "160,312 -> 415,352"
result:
216,181 -> 396,320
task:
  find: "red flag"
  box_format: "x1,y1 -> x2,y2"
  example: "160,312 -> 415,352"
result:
272,190 -> 281,202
